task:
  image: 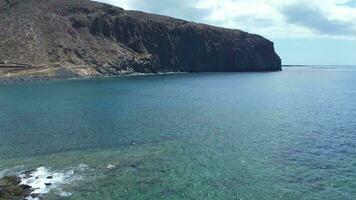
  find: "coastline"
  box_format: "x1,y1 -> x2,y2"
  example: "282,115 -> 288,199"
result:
0,72 -> 186,85
0,69 -> 282,85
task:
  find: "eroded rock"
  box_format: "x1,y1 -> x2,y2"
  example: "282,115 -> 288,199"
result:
0,0 -> 281,80
0,176 -> 32,200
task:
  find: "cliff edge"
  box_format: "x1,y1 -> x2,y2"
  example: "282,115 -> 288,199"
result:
0,0 -> 281,80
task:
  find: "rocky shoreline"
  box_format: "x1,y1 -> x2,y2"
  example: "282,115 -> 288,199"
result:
0,74 -> 85,85
0,168 -> 70,200
0,69 -> 282,85
0,173 -> 34,200
0,71 -> 170,84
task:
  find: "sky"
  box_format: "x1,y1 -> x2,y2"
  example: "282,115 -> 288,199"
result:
96,0 -> 356,65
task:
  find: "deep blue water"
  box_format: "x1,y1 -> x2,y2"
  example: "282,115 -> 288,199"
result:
1,66 -> 356,199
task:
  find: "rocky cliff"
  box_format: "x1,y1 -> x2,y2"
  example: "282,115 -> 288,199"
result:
0,0 -> 281,80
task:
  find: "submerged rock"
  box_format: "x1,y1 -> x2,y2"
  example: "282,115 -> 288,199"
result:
0,0 -> 281,80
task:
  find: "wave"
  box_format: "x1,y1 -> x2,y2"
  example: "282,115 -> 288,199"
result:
18,164 -> 89,200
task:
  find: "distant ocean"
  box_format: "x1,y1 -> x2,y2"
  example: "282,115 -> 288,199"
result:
284,65 -> 356,70
1,66 -> 356,199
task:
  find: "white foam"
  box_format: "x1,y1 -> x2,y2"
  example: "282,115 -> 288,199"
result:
20,165 -> 84,200
0,170 -> 6,178
25,196 -> 39,200
107,164 -> 116,169
77,163 -> 89,171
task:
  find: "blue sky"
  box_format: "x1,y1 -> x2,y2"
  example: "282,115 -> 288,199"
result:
97,0 -> 356,65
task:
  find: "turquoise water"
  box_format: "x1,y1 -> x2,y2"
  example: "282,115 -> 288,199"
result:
1,67 -> 356,199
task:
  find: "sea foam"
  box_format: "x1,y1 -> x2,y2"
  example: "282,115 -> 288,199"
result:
20,165 -> 86,200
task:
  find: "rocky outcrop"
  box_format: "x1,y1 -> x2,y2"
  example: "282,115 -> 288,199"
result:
0,175 -> 32,200
0,0 -> 281,80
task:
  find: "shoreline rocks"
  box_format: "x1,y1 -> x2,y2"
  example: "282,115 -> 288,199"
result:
0,168 -> 60,200
0,175 -> 33,200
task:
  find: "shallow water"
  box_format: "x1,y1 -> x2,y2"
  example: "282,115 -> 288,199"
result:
1,67 -> 356,199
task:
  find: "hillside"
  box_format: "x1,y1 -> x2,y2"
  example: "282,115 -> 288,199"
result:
0,0 -> 281,80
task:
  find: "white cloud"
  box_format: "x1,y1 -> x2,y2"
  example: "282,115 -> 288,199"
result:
95,0 -> 133,9
95,0 -> 356,39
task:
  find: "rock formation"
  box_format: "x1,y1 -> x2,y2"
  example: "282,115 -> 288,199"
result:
0,0 -> 281,80
0,175 -> 32,200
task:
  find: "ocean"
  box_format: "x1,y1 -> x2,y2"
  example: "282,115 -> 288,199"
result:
1,66 -> 356,199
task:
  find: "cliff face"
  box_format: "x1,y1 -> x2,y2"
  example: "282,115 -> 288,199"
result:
0,0 -> 281,79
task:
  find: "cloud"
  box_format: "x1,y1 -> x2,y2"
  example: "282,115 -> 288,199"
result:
95,0 -> 210,22
127,0 -> 210,22
95,0 -> 132,10
341,0 -> 356,7
281,1 -> 356,36
95,0 -> 356,39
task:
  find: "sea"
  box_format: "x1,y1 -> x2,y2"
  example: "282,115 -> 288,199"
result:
1,66 -> 356,200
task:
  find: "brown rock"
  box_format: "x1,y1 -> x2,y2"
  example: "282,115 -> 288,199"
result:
0,176 -> 32,200
0,0 -> 281,80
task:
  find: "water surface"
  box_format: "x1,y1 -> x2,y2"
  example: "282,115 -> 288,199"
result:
1,67 -> 356,199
